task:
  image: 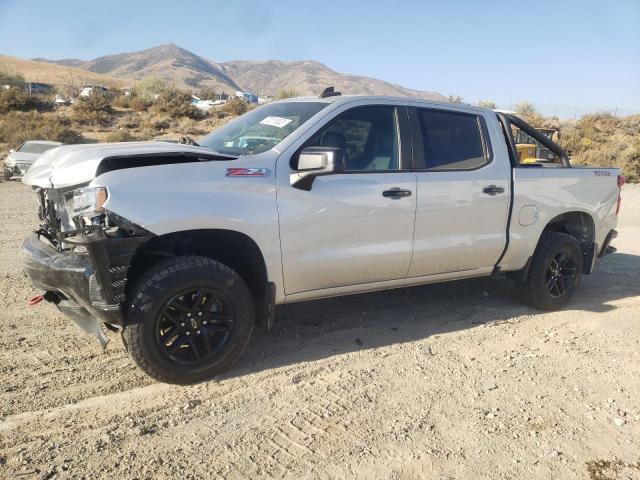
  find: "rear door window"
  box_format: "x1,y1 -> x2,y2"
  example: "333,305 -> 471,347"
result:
416,109 -> 488,170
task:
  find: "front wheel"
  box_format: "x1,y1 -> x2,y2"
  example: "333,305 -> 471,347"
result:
517,232 -> 583,310
123,256 -> 255,384
3,168 -> 11,181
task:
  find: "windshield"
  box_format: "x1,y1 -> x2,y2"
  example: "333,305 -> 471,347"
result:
18,143 -> 59,154
200,101 -> 328,155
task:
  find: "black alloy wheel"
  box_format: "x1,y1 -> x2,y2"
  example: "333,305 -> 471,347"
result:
516,231 -> 584,310
157,288 -> 234,365
544,250 -> 578,298
123,256 -> 255,384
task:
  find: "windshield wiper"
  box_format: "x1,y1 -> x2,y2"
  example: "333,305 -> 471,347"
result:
199,147 -> 239,159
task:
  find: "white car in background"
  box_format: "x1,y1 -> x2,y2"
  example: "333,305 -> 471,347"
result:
191,96 -> 216,111
79,84 -> 108,97
3,141 -> 63,180
53,95 -> 72,108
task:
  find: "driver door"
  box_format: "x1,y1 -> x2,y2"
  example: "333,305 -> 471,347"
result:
277,105 -> 417,295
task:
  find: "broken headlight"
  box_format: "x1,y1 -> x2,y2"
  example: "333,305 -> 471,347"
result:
66,186 -> 108,220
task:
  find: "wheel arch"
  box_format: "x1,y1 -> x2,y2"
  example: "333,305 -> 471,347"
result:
507,210 -> 596,282
125,229 -> 273,328
542,210 -> 596,273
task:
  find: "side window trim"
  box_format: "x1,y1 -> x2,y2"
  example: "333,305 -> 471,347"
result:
407,106 -> 493,172
298,104 -> 407,174
407,107 -> 425,169
396,106 -> 413,171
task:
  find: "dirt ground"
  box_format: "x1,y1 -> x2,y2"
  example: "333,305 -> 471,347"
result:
0,180 -> 638,480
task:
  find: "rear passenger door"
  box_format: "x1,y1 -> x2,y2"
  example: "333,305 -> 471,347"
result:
407,106 -> 511,277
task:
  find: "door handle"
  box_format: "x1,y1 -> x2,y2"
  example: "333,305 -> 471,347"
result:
383,188 -> 412,199
482,185 -> 505,196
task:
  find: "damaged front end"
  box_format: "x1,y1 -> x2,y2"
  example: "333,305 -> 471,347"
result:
22,185 -> 152,347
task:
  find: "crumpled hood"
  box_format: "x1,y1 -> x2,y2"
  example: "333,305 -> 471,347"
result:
22,141 -> 223,188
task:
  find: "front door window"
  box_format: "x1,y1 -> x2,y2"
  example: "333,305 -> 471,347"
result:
304,106 -> 399,171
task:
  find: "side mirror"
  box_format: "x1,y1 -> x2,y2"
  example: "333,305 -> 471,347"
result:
291,147 -> 345,190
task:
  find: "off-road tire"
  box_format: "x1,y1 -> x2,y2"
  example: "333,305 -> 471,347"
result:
122,256 -> 254,384
517,231 -> 583,310
3,168 -> 11,181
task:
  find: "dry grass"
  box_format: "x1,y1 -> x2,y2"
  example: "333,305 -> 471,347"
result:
0,54 -> 130,90
561,114 -> 640,181
0,111 -> 83,146
0,87 -> 36,113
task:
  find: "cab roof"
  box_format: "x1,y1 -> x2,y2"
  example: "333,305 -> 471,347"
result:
275,94 -> 493,115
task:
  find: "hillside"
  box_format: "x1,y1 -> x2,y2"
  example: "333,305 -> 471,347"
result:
220,60 -> 445,100
40,44 -> 239,92
35,44 -> 446,100
0,55 -> 131,90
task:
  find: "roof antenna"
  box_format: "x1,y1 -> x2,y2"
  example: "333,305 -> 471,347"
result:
319,87 -> 341,99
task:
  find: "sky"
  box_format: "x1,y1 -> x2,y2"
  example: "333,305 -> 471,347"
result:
0,0 -> 639,117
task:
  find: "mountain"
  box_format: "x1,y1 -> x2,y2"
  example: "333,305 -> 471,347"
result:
39,44 -> 240,92
32,44 -> 445,100
220,60 -> 445,100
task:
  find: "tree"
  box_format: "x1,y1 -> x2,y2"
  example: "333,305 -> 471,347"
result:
515,101 -> 544,125
60,69 -> 86,98
448,95 -> 464,104
135,77 -> 167,101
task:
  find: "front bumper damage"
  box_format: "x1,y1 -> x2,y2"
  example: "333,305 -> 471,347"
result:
22,230 -> 149,347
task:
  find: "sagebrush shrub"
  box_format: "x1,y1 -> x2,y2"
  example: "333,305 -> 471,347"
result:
129,96 -> 151,112
153,88 -> 199,119
72,91 -> 113,126
0,87 -> 36,113
0,111 -> 82,146
560,113 -> 640,181
222,97 -> 250,116
117,113 -> 141,130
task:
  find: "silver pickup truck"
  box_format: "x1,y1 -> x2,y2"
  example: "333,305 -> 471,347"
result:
21,91 -> 623,384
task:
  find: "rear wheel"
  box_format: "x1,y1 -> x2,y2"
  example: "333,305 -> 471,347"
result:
517,232 -> 583,310
123,256 -> 254,384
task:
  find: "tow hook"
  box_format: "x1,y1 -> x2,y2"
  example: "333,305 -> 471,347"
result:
27,294 -> 44,306
27,291 -> 61,306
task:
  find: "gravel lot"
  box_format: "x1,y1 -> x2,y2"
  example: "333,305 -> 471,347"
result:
0,180 -> 638,479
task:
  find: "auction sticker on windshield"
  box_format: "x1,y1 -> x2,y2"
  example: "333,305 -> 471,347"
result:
259,116 -> 292,128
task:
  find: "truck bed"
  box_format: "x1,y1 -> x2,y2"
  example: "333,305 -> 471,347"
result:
499,166 -> 620,272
